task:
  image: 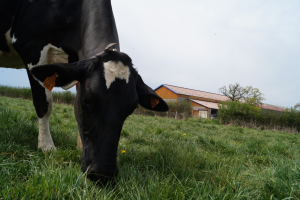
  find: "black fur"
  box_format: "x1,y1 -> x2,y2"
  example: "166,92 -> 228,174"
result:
1,0 -> 168,183
32,51 -> 168,182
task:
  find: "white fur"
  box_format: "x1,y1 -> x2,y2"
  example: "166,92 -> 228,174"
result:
29,43 -> 70,89
62,80 -> 78,90
28,43 -> 69,70
28,62 -> 56,151
12,34 -> 17,43
103,61 -> 130,89
29,44 -> 69,151
28,63 -> 44,87
38,89 -> 56,150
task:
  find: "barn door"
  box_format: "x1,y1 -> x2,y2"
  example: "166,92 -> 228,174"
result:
193,110 -> 198,117
198,110 -> 208,118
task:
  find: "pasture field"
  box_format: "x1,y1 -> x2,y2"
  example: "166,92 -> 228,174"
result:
1,96 -> 300,199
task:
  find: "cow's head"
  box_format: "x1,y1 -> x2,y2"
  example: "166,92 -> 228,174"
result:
31,50 -> 168,182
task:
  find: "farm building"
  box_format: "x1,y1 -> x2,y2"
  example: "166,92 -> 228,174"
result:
154,84 -> 288,118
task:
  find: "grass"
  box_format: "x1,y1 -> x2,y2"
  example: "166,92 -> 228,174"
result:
1,96 -> 300,199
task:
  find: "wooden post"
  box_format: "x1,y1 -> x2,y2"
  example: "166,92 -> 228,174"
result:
208,109 -> 212,119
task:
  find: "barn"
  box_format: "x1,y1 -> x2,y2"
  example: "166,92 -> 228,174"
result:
154,84 -> 288,118
154,84 -> 229,118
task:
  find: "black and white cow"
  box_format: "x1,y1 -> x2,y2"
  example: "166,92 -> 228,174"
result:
0,0 -> 168,182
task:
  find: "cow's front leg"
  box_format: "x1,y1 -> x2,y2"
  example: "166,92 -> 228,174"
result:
26,68 -> 56,151
37,89 -> 56,150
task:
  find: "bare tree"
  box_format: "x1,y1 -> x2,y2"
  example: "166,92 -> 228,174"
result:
219,83 -> 246,101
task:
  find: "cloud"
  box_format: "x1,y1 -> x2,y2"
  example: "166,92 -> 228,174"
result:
112,0 -> 300,107
1,0 -> 299,107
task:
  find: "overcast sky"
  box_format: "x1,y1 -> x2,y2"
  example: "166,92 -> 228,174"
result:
1,0 -> 299,108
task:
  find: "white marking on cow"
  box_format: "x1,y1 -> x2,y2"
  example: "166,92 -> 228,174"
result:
103,61 -> 130,89
62,80 -> 78,90
29,44 -> 76,90
29,44 -> 68,150
28,43 -> 69,70
29,43 -> 70,88
38,89 -> 56,150
0,29 -> 24,69
12,34 -> 17,43
28,64 -> 45,87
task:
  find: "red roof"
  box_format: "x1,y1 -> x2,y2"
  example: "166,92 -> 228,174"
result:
191,99 -> 220,109
155,84 -> 288,112
261,105 -> 285,112
161,84 -> 229,102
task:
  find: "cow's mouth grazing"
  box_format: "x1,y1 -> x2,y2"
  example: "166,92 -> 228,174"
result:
84,163 -> 119,183
81,152 -> 120,183
30,50 -> 169,183
79,124 -> 122,183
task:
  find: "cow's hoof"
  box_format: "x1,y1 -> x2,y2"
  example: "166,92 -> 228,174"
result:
38,145 -> 57,151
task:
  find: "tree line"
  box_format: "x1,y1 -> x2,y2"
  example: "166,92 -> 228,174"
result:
218,83 -> 300,133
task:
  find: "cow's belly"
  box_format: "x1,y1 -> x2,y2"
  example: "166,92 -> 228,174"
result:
0,52 -> 25,69
0,29 -> 25,69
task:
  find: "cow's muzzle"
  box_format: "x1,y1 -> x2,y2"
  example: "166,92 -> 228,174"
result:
83,161 -> 119,183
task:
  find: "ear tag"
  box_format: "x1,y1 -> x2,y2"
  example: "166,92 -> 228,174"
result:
43,72 -> 57,91
150,97 -> 159,108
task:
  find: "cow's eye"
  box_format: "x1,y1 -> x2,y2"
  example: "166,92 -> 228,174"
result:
82,98 -> 90,107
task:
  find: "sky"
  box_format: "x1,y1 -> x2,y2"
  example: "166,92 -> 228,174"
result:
1,0 -> 299,108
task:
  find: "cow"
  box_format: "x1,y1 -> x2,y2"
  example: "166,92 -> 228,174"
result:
0,0 -> 169,182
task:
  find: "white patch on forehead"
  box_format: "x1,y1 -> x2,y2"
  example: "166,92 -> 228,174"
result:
12,34 -> 17,43
103,61 -> 130,89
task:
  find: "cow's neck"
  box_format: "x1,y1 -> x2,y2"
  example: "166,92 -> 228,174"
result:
80,0 -> 119,59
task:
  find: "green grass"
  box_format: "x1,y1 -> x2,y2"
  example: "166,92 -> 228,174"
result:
1,96 -> 300,199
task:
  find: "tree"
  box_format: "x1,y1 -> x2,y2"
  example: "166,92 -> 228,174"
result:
218,83 -> 246,102
243,86 -> 265,106
219,83 -> 265,106
294,103 -> 300,111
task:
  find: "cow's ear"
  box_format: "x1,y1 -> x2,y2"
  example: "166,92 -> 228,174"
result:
30,62 -> 84,90
136,75 -> 169,112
